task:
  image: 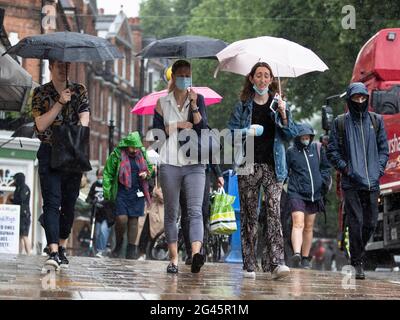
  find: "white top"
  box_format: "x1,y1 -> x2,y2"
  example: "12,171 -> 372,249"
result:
159,91 -> 195,167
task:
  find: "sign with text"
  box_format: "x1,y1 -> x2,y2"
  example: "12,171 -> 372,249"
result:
0,205 -> 20,254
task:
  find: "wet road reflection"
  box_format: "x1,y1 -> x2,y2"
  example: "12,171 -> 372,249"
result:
0,254 -> 399,300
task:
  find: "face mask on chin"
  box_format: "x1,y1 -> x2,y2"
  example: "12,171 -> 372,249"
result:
253,84 -> 269,96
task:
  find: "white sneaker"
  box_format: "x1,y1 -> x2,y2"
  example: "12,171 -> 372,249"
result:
95,252 -> 103,258
243,270 -> 256,278
271,265 -> 290,280
138,254 -> 146,261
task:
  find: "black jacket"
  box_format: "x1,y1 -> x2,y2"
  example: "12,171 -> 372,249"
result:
86,181 -> 114,226
12,173 -> 31,218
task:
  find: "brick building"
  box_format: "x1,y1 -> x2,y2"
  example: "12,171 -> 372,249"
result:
0,0 -> 165,168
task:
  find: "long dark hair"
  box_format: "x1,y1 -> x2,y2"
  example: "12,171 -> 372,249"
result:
240,62 -> 280,101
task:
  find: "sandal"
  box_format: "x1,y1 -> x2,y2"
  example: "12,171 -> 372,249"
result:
167,263 -> 179,274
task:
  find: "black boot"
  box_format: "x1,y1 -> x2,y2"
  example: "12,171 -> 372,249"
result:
354,263 -> 365,280
126,244 -> 139,260
111,243 -> 123,258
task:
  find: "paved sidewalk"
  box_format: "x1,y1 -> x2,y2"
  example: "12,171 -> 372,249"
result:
0,253 -> 399,300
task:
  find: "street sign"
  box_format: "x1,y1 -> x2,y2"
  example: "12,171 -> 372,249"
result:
0,204 -> 20,254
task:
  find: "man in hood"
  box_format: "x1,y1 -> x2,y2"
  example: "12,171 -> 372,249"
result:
327,82 -> 389,279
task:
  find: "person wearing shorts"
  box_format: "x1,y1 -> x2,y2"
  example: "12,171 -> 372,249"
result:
286,123 -> 331,269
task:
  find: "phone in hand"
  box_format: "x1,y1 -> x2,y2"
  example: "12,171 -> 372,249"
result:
269,93 -> 280,113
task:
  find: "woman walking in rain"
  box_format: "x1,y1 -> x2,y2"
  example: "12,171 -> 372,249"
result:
228,62 -> 297,279
103,132 -> 154,259
286,123 -> 331,269
153,59 -> 208,274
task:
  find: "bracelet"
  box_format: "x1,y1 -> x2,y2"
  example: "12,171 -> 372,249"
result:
58,99 -> 66,105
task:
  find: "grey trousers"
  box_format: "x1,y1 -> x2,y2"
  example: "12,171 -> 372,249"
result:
160,164 -> 205,244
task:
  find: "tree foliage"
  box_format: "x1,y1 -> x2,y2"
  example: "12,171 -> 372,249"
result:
139,0 -> 400,237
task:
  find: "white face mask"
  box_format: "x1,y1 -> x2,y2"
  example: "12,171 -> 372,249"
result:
301,139 -> 310,146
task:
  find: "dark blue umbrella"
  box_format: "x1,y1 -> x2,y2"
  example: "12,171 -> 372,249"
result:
136,35 -> 227,59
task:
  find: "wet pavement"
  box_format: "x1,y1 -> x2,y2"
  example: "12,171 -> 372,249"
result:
0,253 -> 399,300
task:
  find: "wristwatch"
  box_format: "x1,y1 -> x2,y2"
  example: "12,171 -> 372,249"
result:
191,106 -> 200,113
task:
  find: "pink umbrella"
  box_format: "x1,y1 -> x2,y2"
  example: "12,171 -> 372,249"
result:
131,87 -> 223,115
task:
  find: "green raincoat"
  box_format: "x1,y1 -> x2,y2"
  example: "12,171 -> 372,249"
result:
103,132 -> 154,202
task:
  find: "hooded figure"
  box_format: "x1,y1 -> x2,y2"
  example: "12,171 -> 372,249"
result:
287,123 -> 331,204
103,132 -> 154,203
103,132 -> 154,260
12,173 -> 31,237
326,82 -> 389,280
327,82 -> 389,191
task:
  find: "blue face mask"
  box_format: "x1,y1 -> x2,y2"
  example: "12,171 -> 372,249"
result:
175,77 -> 192,90
253,84 -> 269,96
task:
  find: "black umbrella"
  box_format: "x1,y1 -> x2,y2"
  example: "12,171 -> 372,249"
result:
3,31 -> 124,88
136,35 -> 227,59
0,122 -> 35,149
11,122 -> 35,138
4,31 -> 124,62
0,47 -> 35,113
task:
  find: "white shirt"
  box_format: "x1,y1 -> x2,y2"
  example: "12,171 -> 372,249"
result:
159,91 -> 196,167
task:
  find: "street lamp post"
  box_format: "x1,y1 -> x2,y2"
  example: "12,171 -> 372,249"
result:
138,57 -> 145,136
108,119 -> 115,155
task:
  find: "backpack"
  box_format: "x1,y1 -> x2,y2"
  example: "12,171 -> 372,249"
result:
315,142 -> 333,194
337,111 -> 379,152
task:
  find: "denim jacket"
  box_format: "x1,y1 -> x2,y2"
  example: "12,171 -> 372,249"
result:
227,98 -> 297,182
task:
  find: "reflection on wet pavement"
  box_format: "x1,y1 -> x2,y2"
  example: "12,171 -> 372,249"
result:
0,253 -> 399,300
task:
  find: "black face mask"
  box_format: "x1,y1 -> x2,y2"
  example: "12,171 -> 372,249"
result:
349,99 -> 368,113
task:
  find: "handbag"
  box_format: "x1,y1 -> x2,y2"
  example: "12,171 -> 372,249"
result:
50,104 -> 92,173
210,188 -> 237,235
178,95 -> 222,163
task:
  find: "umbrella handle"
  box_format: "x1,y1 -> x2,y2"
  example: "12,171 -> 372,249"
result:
66,64 -> 69,89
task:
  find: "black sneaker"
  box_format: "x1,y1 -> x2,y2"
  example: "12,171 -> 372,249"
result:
185,256 -> 192,265
354,264 -> 365,280
58,246 -> 69,269
290,253 -> 302,268
167,263 -> 179,274
301,256 -> 312,269
44,252 -> 61,270
43,246 -> 50,256
126,244 -> 139,260
191,253 -> 205,273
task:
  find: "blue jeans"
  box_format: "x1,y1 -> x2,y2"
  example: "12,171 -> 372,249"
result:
95,220 -> 111,252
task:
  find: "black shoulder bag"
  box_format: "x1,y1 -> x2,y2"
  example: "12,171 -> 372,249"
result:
50,103 -> 92,173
